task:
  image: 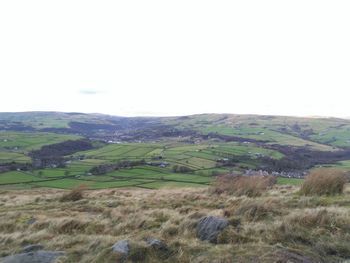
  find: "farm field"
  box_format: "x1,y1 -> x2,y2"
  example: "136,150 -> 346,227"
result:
0,132 -> 81,152
1,112 -> 350,190
200,126 -> 337,151
0,140 -> 300,189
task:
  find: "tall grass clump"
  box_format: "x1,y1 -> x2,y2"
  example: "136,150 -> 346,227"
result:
300,169 -> 346,196
60,185 -> 86,202
212,174 -> 276,197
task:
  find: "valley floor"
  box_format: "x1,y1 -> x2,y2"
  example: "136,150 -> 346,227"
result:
0,185 -> 350,263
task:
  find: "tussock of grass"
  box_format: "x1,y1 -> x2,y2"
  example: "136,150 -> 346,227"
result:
217,226 -> 251,244
286,208 -> 350,231
300,169 -> 347,196
233,198 -> 282,222
59,186 -> 85,202
212,174 -> 276,197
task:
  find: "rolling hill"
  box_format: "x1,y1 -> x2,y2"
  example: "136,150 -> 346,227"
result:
1,112 -> 350,190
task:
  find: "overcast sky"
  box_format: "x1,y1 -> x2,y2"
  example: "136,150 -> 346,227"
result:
0,1 -> 349,117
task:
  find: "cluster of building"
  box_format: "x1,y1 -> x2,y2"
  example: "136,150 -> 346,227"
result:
244,169 -> 306,178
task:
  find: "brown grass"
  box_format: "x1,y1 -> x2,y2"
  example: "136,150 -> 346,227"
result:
0,185 -> 349,262
233,198 -> 282,222
59,185 -> 86,202
212,174 -> 276,197
300,169 -> 347,196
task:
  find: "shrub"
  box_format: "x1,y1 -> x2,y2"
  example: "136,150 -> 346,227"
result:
300,169 -> 346,196
211,174 -> 276,197
59,185 -> 86,202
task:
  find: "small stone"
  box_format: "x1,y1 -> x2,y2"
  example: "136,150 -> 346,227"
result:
22,244 -> 44,253
146,238 -> 167,250
112,240 -> 130,255
26,218 -> 36,225
1,250 -> 64,263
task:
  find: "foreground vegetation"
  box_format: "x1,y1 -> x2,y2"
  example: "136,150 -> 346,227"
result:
0,177 -> 349,262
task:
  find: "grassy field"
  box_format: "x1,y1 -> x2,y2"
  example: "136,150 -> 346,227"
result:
0,132 -> 81,152
0,112 -> 105,129
276,177 -> 304,185
1,112 -> 350,190
0,152 -> 30,163
0,138 -> 344,190
0,183 -> 349,262
0,141 -> 293,189
164,114 -> 350,151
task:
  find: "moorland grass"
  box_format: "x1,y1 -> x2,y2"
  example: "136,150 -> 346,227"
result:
211,174 -> 276,197
300,169 -> 347,196
0,184 -> 349,262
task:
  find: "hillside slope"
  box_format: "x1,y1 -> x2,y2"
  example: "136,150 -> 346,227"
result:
0,185 -> 349,262
1,112 -> 350,190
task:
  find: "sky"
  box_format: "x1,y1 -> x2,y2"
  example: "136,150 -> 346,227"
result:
0,1 -> 349,117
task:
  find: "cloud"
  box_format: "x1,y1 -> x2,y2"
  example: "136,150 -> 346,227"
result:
79,89 -> 104,95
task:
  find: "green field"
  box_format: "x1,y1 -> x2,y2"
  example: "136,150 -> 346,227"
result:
276,177 -> 304,186
0,152 -> 30,163
328,160 -> 350,170
0,171 -> 42,184
0,132 -> 81,152
1,112 -> 350,190
0,141 -> 284,189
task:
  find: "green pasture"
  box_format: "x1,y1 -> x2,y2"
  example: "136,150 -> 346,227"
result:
328,160 -> 350,170
0,152 -> 30,163
0,141 -> 292,189
0,132 -> 81,152
200,126 -> 334,151
30,178 -> 152,189
310,128 -> 350,148
276,177 -> 304,186
0,138 -> 328,190
0,171 -> 42,184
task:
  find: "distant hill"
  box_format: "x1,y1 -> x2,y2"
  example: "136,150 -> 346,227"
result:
1,111 -> 350,149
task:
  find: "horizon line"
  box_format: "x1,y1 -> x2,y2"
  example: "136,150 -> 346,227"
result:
0,110 -> 349,120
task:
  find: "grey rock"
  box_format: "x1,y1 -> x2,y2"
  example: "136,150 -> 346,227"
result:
22,244 -> 44,253
112,240 -> 130,255
146,238 -> 167,250
26,218 -> 36,225
1,250 -> 64,263
196,216 -> 229,243
112,240 -> 129,263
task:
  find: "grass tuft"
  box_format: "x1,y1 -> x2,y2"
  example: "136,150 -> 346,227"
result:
211,174 -> 276,197
300,169 -> 346,196
59,185 -> 86,202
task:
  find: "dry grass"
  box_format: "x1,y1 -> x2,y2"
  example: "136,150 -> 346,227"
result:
0,184 -> 349,262
59,186 -> 86,202
300,169 -> 347,196
211,174 -> 276,197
